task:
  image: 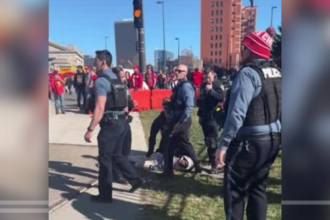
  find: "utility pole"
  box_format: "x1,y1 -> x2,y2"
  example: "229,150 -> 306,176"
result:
271,6 -> 277,26
105,36 -> 109,50
157,1 -> 166,73
175,38 -> 180,64
133,0 -> 146,74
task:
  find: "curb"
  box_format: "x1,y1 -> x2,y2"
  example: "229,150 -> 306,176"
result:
49,179 -> 98,214
49,143 -> 98,148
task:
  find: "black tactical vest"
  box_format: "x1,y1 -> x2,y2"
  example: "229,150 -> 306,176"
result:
198,79 -> 223,118
89,73 -> 127,112
242,60 -> 281,126
170,80 -> 194,112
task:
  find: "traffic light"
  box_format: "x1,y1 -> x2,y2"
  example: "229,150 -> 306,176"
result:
133,0 -> 143,28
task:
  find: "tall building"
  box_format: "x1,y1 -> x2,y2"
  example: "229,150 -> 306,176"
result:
241,6 -> 257,42
200,0 -> 257,70
49,41 -> 84,72
154,49 -> 174,71
84,55 -> 94,68
114,20 -> 139,69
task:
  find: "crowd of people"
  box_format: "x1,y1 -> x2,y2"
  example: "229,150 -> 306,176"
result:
49,65 -> 98,114
49,61 -> 216,115
50,25 -> 281,220
123,64 -> 210,91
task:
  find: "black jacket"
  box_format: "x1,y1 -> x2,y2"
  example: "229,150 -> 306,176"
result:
74,72 -> 86,89
197,79 -> 224,118
147,111 -> 171,156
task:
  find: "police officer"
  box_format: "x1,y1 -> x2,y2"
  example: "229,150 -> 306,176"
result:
146,98 -> 173,158
164,64 -> 201,176
112,66 -> 137,184
216,27 -> 281,220
197,66 -> 224,174
84,50 -> 143,203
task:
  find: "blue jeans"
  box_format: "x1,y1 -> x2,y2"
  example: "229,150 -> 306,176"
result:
54,94 -> 65,113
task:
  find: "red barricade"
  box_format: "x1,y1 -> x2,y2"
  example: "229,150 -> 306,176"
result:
130,89 -> 151,111
151,89 -> 172,110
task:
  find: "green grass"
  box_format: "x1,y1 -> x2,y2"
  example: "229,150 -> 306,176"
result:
139,110 -> 281,220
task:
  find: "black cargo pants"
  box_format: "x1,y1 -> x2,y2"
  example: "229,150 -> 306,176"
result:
199,116 -> 219,168
223,134 -> 280,220
97,118 -> 140,199
164,117 -> 200,175
113,120 -> 132,179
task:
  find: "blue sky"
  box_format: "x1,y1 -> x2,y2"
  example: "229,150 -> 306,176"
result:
49,0 -> 281,65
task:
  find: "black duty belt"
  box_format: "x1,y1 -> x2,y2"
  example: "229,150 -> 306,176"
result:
236,132 -> 281,141
103,112 -> 126,121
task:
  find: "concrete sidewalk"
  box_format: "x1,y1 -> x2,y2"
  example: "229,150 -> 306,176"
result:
50,183 -> 143,220
49,99 -> 148,220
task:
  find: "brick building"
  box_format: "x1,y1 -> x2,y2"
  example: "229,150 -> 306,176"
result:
200,0 -> 256,70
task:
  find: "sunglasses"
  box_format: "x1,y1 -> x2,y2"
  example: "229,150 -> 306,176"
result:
176,69 -> 185,73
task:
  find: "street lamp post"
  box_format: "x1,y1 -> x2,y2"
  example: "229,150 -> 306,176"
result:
105,36 -> 109,50
175,38 -> 180,64
271,6 -> 277,26
157,1 -> 166,73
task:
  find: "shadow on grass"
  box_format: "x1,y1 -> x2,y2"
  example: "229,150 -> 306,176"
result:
143,172 -> 223,198
267,191 -> 282,204
139,145 -> 224,220
268,177 -> 282,186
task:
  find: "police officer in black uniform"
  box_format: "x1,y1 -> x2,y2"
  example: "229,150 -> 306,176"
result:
197,66 -> 224,174
216,27 -> 281,220
146,98 -> 172,157
112,66 -> 137,184
84,50 -> 143,203
164,64 -> 201,176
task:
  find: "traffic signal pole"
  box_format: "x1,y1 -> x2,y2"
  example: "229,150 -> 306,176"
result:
133,0 -> 146,75
138,28 -> 146,75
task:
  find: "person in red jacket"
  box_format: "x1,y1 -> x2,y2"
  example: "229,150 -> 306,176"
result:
145,64 -> 157,89
191,68 -> 204,88
131,65 -> 143,90
51,70 -> 66,114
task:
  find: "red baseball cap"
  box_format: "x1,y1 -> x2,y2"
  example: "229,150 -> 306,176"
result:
84,66 -> 91,71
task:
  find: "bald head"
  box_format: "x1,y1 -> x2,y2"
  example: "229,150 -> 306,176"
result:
176,64 -> 188,80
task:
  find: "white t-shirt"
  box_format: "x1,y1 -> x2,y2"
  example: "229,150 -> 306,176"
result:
138,153 -> 194,172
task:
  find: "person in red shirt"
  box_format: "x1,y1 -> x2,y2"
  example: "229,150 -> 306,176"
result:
51,71 -> 66,114
191,68 -> 204,88
131,65 -> 143,90
145,64 -> 157,89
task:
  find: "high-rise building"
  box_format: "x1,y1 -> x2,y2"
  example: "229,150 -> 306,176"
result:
241,6 -> 257,42
154,49 -> 174,71
200,0 -> 257,70
84,55 -> 94,68
114,20 -> 139,69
